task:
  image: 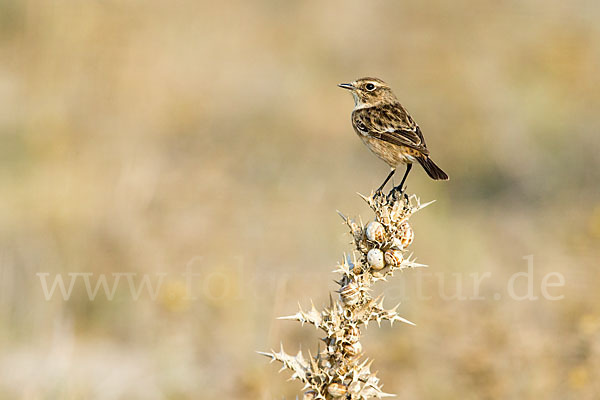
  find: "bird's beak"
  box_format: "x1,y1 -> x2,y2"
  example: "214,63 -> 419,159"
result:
338,83 -> 355,90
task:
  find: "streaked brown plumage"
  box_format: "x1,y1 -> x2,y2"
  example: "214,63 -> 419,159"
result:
339,77 -> 448,193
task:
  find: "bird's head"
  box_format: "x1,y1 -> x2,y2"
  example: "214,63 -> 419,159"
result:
338,77 -> 398,108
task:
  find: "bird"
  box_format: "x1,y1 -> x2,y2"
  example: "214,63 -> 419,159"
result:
338,77 -> 448,194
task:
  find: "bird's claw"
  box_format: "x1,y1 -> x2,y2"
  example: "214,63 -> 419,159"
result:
387,185 -> 408,203
373,189 -> 385,200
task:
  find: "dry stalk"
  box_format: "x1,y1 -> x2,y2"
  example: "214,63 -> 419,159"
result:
259,191 -> 435,399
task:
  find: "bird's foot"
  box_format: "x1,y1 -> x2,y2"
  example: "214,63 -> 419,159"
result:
387,185 -> 408,204
373,189 -> 386,201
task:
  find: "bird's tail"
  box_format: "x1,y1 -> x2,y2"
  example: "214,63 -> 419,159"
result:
417,156 -> 449,181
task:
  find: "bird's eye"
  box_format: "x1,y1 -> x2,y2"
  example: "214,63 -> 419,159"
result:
365,83 -> 376,91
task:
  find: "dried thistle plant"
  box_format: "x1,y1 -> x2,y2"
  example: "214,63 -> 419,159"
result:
259,191 -> 434,399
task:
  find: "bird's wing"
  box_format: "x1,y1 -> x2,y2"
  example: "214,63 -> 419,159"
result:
353,105 -> 429,155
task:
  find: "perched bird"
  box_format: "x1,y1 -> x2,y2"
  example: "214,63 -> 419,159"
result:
339,77 -> 448,193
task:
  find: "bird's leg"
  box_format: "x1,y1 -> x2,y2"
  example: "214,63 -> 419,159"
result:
375,169 -> 395,196
391,164 -> 412,195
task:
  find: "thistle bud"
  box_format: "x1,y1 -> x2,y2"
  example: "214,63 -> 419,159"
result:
345,325 -> 360,343
384,249 -> 403,267
365,221 -> 385,243
367,248 -> 385,270
343,341 -> 362,358
327,382 -> 347,398
398,221 -> 414,247
339,281 -> 360,306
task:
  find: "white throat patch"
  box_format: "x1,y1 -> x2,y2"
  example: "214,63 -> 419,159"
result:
352,92 -> 371,110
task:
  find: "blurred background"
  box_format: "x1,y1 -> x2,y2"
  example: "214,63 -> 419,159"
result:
1,0 -> 599,399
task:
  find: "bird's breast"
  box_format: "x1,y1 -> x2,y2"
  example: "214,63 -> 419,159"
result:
357,135 -> 418,167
